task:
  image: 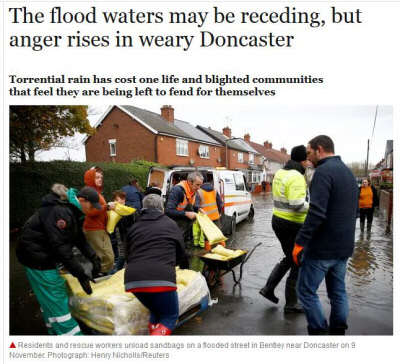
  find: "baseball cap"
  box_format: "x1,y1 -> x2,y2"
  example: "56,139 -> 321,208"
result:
77,187 -> 102,210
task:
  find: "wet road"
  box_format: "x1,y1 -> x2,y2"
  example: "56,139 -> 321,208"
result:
9,193 -> 393,335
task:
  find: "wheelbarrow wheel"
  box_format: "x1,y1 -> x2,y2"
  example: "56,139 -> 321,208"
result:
203,267 -> 219,287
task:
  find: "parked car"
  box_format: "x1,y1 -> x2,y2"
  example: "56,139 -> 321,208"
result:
147,166 -> 255,237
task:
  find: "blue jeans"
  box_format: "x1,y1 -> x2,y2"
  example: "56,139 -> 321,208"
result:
297,258 -> 349,331
133,291 -> 179,330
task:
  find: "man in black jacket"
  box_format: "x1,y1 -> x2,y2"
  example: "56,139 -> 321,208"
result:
292,135 -> 358,335
17,184 -> 101,335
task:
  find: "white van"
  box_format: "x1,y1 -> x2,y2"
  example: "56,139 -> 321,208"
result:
147,166 -> 254,235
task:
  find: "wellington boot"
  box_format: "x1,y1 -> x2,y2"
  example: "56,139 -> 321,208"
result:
307,326 -> 329,335
259,263 -> 288,304
150,323 -> 172,336
148,322 -> 156,335
360,221 -> 365,233
284,278 -> 304,313
367,221 -> 372,233
329,327 -> 346,335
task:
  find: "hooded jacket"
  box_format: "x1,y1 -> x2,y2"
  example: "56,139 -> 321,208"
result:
16,185 -> 96,278
124,208 -> 189,291
83,168 -> 108,231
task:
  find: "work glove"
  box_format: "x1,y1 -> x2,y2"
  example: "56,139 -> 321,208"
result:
78,276 -> 93,295
91,255 -> 102,279
292,243 -> 304,266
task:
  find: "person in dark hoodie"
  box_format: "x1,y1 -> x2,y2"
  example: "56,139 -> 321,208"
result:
124,194 -> 189,336
259,145 -> 309,313
83,166 -> 114,273
16,184 -> 101,335
293,135 -> 358,335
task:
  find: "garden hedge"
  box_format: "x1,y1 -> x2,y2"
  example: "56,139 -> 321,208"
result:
10,160 -> 159,229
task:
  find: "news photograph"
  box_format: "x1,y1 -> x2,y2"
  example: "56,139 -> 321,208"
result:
9,103 -> 393,336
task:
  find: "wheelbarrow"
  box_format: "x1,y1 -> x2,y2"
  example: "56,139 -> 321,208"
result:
200,242 -> 262,287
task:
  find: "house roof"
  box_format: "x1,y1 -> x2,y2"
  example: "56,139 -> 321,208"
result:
385,140 -> 393,157
196,126 -> 260,154
174,119 -> 221,145
249,141 -> 289,164
85,105 -> 222,146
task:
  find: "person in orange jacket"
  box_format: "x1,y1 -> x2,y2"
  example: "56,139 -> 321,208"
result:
358,179 -> 379,235
82,166 -> 114,274
197,176 -> 223,228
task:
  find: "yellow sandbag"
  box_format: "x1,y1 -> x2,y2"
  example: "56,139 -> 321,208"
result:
203,253 -> 228,261
196,212 -> 227,244
115,203 -> 135,216
211,245 -> 246,259
106,203 -> 136,234
211,245 -> 235,257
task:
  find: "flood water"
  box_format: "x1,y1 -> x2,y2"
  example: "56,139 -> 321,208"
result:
9,193 -> 393,335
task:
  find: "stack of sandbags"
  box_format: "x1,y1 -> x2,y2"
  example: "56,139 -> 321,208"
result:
203,245 -> 246,261
63,268 -> 210,335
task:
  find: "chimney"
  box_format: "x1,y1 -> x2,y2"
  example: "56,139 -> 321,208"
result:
161,105 -> 174,123
222,127 -> 231,138
264,141 -> 272,149
244,133 -> 250,142
280,147 -> 287,154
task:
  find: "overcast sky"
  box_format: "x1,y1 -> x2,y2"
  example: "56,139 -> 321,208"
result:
36,103 -> 393,166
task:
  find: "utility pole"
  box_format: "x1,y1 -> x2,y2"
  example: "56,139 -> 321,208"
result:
365,139 -> 370,177
365,105 -> 378,177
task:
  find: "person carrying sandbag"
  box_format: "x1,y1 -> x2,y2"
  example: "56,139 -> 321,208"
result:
16,184 -> 101,335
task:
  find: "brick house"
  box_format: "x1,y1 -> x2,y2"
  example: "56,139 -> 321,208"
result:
245,136 -> 290,183
84,105 -> 224,167
196,126 -> 263,187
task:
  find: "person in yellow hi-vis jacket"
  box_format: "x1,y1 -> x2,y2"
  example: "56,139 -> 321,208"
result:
259,145 -> 310,313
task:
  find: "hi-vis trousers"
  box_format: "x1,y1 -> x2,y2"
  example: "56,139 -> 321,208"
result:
25,267 -> 82,335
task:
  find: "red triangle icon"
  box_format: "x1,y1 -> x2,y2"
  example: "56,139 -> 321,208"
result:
10,342 -> 16,349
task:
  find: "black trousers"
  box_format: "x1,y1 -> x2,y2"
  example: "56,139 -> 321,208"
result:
271,215 -> 303,280
360,208 -> 374,225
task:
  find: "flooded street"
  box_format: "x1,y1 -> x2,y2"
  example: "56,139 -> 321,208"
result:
10,193 -> 393,335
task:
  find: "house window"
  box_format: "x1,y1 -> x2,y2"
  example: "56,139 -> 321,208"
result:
238,152 -> 244,163
109,139 -> 116,156
249,153 -> 254,164
176,139 -> 189,156
199,145 -> 209,159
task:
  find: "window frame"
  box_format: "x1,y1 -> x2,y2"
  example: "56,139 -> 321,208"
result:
238,152 -> 244,163
108,139 -> 116,157
198,144 -> 210,159
249,153 -> 254,164
176,138 -> 189,157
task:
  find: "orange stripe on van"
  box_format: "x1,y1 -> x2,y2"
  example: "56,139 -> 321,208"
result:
224,200 -> 252,207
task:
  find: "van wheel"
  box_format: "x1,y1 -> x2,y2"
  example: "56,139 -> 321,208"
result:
247,206 -> 255,222
229,214 -> 237,243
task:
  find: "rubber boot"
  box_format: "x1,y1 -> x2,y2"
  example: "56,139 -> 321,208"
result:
307,326 -> 329,335
259,263 -> 288,304
329,327 -> 346,335
367,221 -> 372,233
150,323 -> 172,336
284,278 -> 304,313
148,322 -> 156,335
360,221 -> 365,233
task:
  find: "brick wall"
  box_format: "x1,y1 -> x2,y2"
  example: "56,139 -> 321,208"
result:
157,135 -> 224,167
85,107 -> 156,163
227,149 -> 250,170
